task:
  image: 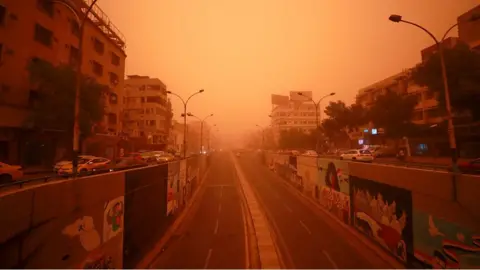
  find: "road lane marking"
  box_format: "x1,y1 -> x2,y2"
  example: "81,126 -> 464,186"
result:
214,219 -> 219,234
299,220 -> 312,235
218,203 -> 222,213
283,203 -> 293,213
204,248 -> 213,269
322,250 -> 338,269
220,186 -> 223,199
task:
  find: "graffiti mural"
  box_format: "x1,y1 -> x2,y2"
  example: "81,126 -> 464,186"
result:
179,159 -> 187,205
296,156 -> 318,194
80,251 -> 114,269
412,210 -> 480,269
166,161 -> 180,216
103,196 -> 124,243
62,216 -> 101,252
350,176 -> 413,263
316,159 -> 351,224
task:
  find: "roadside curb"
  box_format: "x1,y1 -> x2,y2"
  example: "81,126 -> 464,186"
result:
230,154 -> 282,269
136,167 -> 211,269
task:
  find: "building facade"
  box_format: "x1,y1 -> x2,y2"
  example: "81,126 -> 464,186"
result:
123,75 -> 169,145
269,91 -> 318,145
458,4 -> 480,51
0,0 -> 126,165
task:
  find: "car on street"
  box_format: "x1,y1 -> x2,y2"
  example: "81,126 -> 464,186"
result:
53,155 -> 96,172
0,162 -> 23,183
457,158 -> 480,174
94,157 -> 149,172
57,157 -> 111,175
340,149 -> 374,162
303,150 -> 318,157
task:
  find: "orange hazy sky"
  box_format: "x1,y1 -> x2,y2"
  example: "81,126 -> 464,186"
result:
98,0 -> 478,142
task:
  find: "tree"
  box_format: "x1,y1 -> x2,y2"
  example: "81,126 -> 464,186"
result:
411,43 -> 480,120
27,59 -> 107,140
321,100 -> 369,146
368,91 -> 418,139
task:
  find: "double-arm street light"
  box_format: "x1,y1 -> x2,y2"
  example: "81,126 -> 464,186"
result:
388,14 -> 480,171
167,90 -> 205,158
49,0 -> 99,175
187,113 -> 214,153
297,92 -> 336,152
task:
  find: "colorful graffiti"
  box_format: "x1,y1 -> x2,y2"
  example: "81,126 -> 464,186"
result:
80,250 -> 114,269
62,216 -> 101,252
103,196 -> 124,243
350,176 -> 413,263
167,161 -> 180,216
315,159 -> 350,224
413,210 -> 480,269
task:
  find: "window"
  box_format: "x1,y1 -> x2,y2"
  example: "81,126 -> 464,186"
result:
93,38 -> 104,55
107,113 -> 117,124
109,93 -> 118,104
34,23 -> 53,47
109,72 -> 119,85
146,120 -> 156,126
37,0 -> 54,17
0,5 -> 6,25
91,61 -> 103,76
111,52 -> 120,66
69,46 -> 79,66
70,19 -> 80,37
28,90 -> 40,108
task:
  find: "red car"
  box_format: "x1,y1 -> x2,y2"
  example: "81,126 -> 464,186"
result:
458,158 -> 480,174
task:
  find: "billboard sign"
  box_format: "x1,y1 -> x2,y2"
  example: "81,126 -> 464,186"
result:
271,94 -> 289,106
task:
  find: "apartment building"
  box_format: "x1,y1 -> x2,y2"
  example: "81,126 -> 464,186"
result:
123,75 -> 170,145
458,4 -> 480,51
0,0 -> 126,164
270,91 -> 319,145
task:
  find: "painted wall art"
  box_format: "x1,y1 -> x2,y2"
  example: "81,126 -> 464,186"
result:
103,196 -> 124,243
350,176 -> 413,263
412,210 -> 480,269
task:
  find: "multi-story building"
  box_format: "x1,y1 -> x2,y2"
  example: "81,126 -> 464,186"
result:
0,0 -> 126,164
458,4 -> 480,51
269,91 -> 319,146
123,75 -> 169,146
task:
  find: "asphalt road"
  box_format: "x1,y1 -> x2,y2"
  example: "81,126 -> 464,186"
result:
238,153 -> 397,269
151,153 -> 246,269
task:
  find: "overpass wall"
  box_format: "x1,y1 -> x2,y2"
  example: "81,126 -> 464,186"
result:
264,152 -> 480,269
0,155 -> 210,268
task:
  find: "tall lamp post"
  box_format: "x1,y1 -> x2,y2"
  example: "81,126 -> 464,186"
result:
297,92 -> 336,152
388,14 -> 480,171
167,90 -> 204,158
49,0 -> 99,175
207,125 -> 218,151
187,113 -> 214,153
256,124 -> 269,149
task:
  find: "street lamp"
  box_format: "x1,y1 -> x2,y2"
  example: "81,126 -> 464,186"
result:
187,113 -> 214,153
167,89 -> 204,158
207,124 -> 217,151
388,14 -> 480,171
256,124 -> 269,149
49,0 -> 99,175
297,92 -> 336,152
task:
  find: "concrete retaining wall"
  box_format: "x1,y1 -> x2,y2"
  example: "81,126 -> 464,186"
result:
265,152 -> 480,269
0,155 -> 209,268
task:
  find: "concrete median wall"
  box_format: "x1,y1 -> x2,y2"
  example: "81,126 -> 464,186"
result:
264,152 -> 480,269
0,154 -> 210,269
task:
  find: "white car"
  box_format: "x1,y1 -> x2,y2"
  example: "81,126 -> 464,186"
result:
54,155 -> 97,172
0,162 -> 24,183
340,149 -> 374,162
57,157 -> 111,175
303,150 -> 318,157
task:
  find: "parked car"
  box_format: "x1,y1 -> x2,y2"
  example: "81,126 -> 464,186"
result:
457,158 -> 480,174
303,150 -> 318,157
371,147 -> 397,158
0,162 -> 23,183
340,149 -> 374,162
53,155 -> 96,172
57,157 -> 111,175
94,157 -> 149,172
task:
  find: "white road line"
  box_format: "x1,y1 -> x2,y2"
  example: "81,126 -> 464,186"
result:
219,186 -> 223,199
322,250 -> 338,269
283,203 -> 293,213
204,248 -> 213,269
299,220 -> 312,235
218,203 -> 222,213
214,219 -> 219,234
